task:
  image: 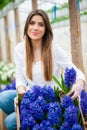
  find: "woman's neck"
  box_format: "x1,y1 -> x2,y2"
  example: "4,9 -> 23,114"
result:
31,40 -> 42,63
31,39 -> 42,50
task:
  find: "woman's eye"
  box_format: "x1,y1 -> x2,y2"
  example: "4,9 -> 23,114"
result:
29,21 -> 45,27
39,23 -> 45,27
29,21 -> 35,25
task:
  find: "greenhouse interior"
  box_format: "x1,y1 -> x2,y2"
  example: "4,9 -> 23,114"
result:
0,0 -> 87,130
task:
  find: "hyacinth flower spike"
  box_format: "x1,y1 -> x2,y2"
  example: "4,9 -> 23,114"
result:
52,67 -> 77,95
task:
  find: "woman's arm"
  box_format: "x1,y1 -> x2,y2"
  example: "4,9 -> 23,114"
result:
14,43 -> 27,94
55,44 -> 86,99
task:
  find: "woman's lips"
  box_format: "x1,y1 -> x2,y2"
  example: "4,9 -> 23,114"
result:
32,32 -> 39,36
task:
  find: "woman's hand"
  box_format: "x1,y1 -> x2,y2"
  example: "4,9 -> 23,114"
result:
17,85 -> 26,95
67,79 -> 85,99
14,86 -> 26,111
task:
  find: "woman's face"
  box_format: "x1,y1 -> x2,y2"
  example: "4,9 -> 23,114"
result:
27,15 -> 46,42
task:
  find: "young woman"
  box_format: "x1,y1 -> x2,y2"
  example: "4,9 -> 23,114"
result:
0,9 -> 86,130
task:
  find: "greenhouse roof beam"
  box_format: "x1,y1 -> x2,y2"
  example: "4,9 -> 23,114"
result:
0,0 -> 24,19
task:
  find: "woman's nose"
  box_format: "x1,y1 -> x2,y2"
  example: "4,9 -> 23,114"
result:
33,24 -> 38,30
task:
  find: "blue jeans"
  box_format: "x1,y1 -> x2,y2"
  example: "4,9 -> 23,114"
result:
0,90 -> 17,130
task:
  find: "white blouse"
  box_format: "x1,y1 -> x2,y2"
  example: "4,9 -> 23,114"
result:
14,41 -> 85,89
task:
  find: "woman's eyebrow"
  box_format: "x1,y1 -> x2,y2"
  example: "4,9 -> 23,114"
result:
30,20 -> 44,23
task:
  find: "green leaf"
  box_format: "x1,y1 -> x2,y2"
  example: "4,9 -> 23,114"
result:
18,94 -> 23,104
74,98 -> 79,106
52,75 -> 64,91
54,86 -> 61,102
61,74 -> 69,94
0,0 -> 14,10
52,75 -> 67,94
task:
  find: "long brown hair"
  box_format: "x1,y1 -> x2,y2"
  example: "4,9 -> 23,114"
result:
24,9 -> 53,81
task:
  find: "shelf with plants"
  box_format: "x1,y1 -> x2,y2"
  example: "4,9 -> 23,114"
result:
50,10 -> 87,24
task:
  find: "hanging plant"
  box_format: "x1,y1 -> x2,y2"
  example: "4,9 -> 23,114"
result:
0,0 -> 14,10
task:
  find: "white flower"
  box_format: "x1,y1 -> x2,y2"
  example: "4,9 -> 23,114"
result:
3,66 -> 9,72
7,69 -> 15,78
8,63 -> 15,68
0,61 -> 15,84
0,61 -> 5,68
1,73 -> 7,81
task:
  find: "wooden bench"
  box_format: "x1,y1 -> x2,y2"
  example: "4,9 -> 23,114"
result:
0,109 -> 7,130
